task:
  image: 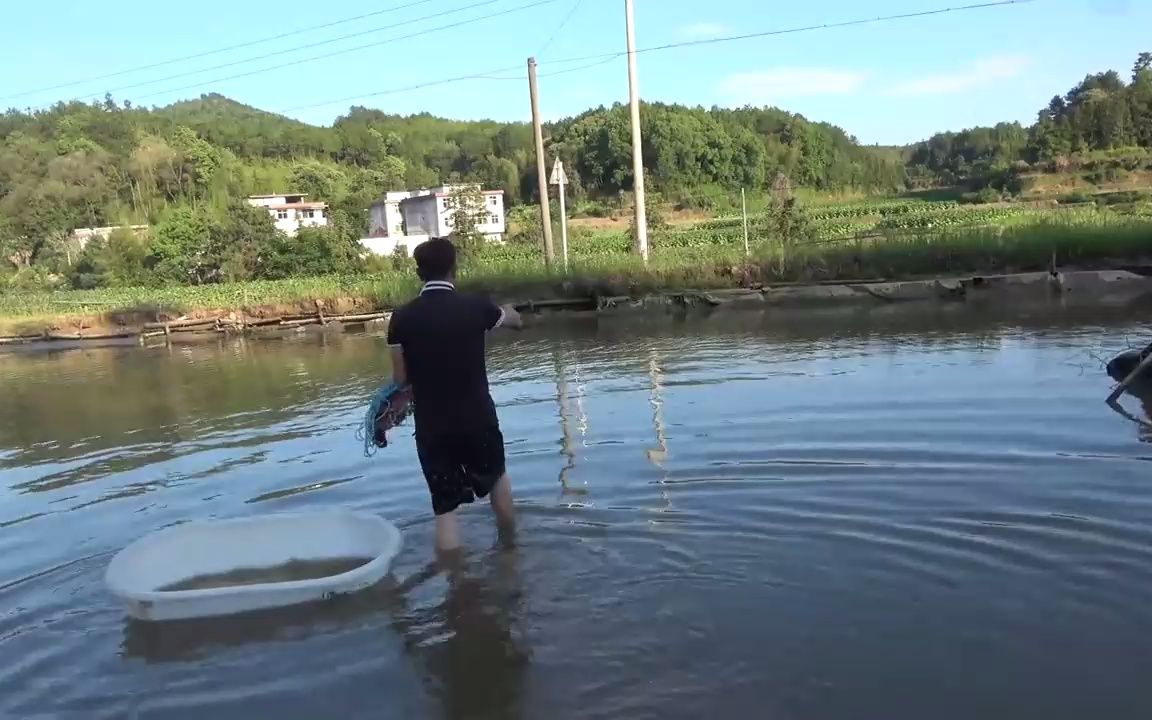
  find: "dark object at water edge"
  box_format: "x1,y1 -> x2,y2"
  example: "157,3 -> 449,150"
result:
1107,342 -> 1152,383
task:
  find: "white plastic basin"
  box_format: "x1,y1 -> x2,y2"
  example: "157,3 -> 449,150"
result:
105,510 -> 403,622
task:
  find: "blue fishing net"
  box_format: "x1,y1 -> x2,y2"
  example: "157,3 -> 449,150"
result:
357,382 -> 414,457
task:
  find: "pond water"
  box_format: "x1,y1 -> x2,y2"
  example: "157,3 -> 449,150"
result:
1,304 -> 1150,719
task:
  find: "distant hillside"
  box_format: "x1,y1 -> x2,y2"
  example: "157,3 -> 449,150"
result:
0,90 -> 910,258
904,52 -> 1152,194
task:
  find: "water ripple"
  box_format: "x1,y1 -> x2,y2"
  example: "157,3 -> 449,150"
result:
1,308 -> 1151,719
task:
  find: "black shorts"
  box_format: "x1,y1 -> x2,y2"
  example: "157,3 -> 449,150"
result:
415,425 -> 507,516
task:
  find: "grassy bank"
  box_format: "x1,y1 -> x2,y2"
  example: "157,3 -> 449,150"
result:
2,205 -> 1150,335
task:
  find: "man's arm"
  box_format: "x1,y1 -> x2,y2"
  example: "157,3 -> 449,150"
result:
498,303 -> 523,330
389,346 -> 408,386
483,299 -> 523,332
386,312 -> 408,386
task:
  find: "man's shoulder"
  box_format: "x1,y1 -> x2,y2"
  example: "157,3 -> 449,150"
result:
392,294 -> 428,317
456,291 -> 495,307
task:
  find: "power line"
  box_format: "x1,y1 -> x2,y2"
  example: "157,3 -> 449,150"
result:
0,0 -> 440,103
643,0 -> 1039,57
479,55 -> 620,81
102,0 -> 510,98
280,53 -> 618,112
280,0 -> 1038,113
280,64 -> 527,112
118,0 -> 564,106
552,0 -> 1041,65
536,0 -> 587,57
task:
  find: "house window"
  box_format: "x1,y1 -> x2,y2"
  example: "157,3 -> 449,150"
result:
302,209 -> 315,219
276,209 -> 289,220
488,196 -> 498,207
489,214 -> 500,225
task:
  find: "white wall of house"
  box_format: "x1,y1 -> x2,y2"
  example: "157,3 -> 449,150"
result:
478,191 -> 506,237
399,188 -> 505,241
401,195 -> 444,237
365,185 -> 506,243
367,191 -> 415,237
269,206 -> 328,235
359,234 -> 431,257
247,194 -> 328,236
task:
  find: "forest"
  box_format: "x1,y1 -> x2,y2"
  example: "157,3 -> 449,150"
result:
905,53 -> 1152,190
1,52 -> 1150,293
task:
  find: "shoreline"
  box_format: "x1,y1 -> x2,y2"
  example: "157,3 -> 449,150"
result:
3,267 -> 1150,350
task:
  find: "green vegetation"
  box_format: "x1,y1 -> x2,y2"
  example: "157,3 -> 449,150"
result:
3,201 -> 1148,332
906,53 -> 1152,192
2,53 -> 1152,327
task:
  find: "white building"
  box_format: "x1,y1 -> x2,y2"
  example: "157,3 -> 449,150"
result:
367,190 -> 414,240
362,184 -> 505,257
246,193 -> 329,236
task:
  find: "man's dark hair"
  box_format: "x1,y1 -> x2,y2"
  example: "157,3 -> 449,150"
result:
413,237 -> 457,282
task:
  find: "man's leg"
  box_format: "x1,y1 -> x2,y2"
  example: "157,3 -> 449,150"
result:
417,432 -> 467,555
435,510 -> 462,554
489,473 -> 515,529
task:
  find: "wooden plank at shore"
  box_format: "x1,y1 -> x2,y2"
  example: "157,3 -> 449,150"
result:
328,312 -> 388,323
279,312 -> 387,327
233,317 -> 284,327
45,330 -> 140,340
513,298 -> 596,311
142,318 -> 215,330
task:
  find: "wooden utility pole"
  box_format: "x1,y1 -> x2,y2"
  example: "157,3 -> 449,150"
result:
624,0 -> 649,264
528,57 -> 555,267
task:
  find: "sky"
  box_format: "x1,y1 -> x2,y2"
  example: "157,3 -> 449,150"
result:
2,0 -> 1150,145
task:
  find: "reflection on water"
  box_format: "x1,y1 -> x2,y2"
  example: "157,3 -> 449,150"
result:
2,303 -> 1152,719
123,544 -> 529,720
121,583 -> 396,664
1110,380 -> 1152,442
393,547 -> 530,720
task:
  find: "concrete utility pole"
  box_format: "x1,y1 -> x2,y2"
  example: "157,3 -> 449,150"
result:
624,0 -> 648,264
528,57 -> 555,268
741,188 -> 750,257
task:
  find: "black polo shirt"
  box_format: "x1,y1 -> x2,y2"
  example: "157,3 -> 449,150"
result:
386,281 -> 505,436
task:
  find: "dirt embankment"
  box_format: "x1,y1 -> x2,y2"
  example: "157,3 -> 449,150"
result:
4,269 -> 1151,348
0,296 -> 384,341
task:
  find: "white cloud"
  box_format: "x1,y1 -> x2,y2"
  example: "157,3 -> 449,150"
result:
887,55 -> 1032,96
679,22 -> 730,39
716,68 -> 867,104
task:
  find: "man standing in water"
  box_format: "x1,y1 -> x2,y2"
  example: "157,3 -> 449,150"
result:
386,237 -> 522,553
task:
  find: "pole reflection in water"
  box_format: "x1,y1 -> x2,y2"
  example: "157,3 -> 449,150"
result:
553,349 -> 589,500
645,349 -> 672,513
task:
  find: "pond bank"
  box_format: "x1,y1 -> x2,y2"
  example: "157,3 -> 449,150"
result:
2,267 -> 1150,349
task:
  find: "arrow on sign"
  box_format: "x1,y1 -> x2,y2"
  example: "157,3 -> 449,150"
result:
549,158 -> 568,186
